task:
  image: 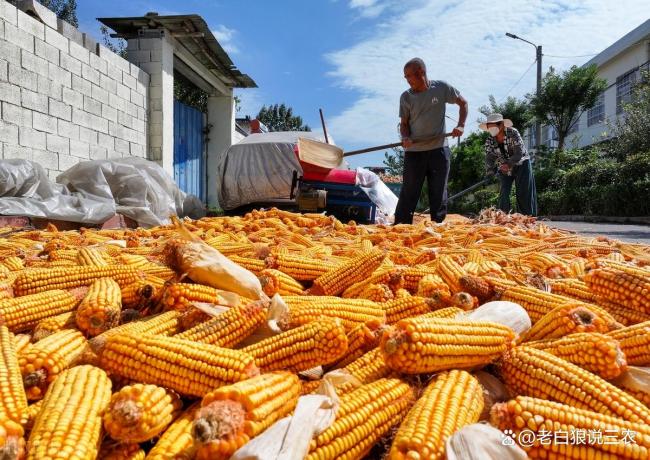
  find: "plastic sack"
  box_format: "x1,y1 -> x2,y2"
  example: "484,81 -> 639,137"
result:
165,217 -> 265,300
355,167 -> 398,221
57,157 -> 205,227
459,301 -> 531,336
0,159 -> 115,223
446,423 -> 527,460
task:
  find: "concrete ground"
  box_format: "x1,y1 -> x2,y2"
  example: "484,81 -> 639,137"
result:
543,220 -> 650,244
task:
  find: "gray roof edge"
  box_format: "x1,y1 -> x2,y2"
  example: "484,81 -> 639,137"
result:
583,19 -> 650,69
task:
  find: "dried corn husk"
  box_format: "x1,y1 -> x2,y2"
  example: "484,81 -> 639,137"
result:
446,423 -> 527,460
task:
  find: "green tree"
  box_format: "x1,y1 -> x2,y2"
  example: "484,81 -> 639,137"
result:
257,104 -> 311,132
448,131 -> 489,195
382,147 -> 403,176
527,65 -> 607,151
608,70 -> 650,159
9,0 -> 78,26
100,25 -> 127,58
478,95 -> 532,131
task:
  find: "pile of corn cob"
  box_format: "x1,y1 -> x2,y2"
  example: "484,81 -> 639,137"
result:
0,208 -> 649,459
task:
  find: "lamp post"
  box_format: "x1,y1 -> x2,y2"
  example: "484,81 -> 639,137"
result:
506,32 -> 542,151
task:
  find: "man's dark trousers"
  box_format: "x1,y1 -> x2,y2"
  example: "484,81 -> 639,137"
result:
394,147 -> 450,224
498,159 -> 537,216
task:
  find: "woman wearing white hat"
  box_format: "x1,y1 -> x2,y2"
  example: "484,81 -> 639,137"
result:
480,113 -> 537,216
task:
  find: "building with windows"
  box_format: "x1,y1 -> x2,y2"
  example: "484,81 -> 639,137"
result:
526,19 -> 650,150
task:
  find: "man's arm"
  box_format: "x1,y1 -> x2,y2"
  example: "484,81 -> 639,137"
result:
451,95 -> 468,137
505,129 -> 525,167
400,116 -> 412,148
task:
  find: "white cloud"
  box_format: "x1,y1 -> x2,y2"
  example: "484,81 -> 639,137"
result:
328,0 -> 648,164
348,0 -> 389,18
212,24 -> 239,54
234,89 -> 264,118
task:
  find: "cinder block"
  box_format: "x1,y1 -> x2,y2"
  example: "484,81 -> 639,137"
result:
16,8 -> 44,40
21,88 -> 47,113
21,49 -> 48,79
0,120 -> 19,144
4,144 -> 33,161
136,61 -> 161,76
137,106 -> 146,121
18,125 -> 46,149
136,69 -> 149,87
116,82 -> 130,100
97,132 -> 113,149
62,87 -> 83,109
101,104 -> 117,123
68,40 -> 89,65
89,52 -> 107,75
83,96 -> 101,117
0,80 -> 22,106
150,98 -> 162,111
148,85 -> 162,100
72,108 -> 107,133
0,60 -> 7,82
136,38 -> 162,51
0,39 -> 21,63
44,25 -> 68,52
106,62 -> 122,82
130,89 -> 144,108
128,50 -> 150,64
149,110 -> 163,125
46,133 -> 69,154
108,93 -> 126,112
81,33 -> 97,54
108,120 -> 124,138
122,72 -> 136,90
71,74 -> 91,96
132,118 -> 145,133
148,146 -> 162,162
123,126 -> 139,143
35,39 -> 59,65
49,98 -> 71,121
59,53 -> 81,76
0,1 -> 18,26
10,63 -> 38,93
57,18 -> 82,47
114,137 -> 129,154
129,62 -> 140,77
57,119 -> 79,139
48,63 -> 71,88
129,142 -> 144,157
99,73 -> 117,94
37,75 -> 61,100
4,23 -> 34,52
46,168 -> 59,179
81,63 -> 99,84
78,126 -> 97,144
58,152 -> 80,170
149,124 -> 162,138
70,138 -> 89,158
89,144 -> 107,160
117,110 -> 133,129
2,102 -> 31,127
91,84 -> 108,104
32,111 -> 57,134
32,148 -> 59,170
15,0 -> 57,31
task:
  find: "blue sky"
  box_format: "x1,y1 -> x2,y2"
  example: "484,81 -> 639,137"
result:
78,1 -> 649,168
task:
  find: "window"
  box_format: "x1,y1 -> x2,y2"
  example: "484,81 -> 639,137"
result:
588,92 -> 605,126
616,70 -> 636,114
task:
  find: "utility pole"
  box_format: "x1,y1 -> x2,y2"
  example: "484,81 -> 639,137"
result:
506,33 -> 543,151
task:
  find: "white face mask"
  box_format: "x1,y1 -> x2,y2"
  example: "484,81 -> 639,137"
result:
488,126 -> 500,137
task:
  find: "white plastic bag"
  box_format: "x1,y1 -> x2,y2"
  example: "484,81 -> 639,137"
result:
446,423 -> 527,460
355,167 -> 398,218
459,301 -> 531,336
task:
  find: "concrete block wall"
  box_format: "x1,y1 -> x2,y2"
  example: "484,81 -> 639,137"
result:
0,0 -> 149,179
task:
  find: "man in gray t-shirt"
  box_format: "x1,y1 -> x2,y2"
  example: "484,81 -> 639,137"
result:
395,58 -> 468,224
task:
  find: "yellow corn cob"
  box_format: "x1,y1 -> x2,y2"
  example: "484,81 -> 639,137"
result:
0,326 -> 28,426
264,253 -> 331,281
193,372 -> 301,460
458,275 -> 495,302
75,278 -> 122,337
500,286 -> 579,322
0,418 -> 25,460
549,278 -> 598,303
568,256 -> 588,277
461,261 -> 481,275
76,247 -> 109,267
401,266 -> 440,292
19,329 -> 87,401
104,384 -> 182,443
120,276 -> 165,311
585,267 -> 650,312
596,297 -> 650,326
32,312 -> 76,342
326,319 -> 386,370
526,332 -> 627,379
437,255 -> 467,293
594,259 -> 650,277
12,334 -> 31,354
389,370 -> 483,460
0,290 -> 78,332
46,249 -> 77,262
416,306 -> 464,319
280,296 -> 385,332
383,296 -> 439,324
524,252 -> 570,278
381,317 -> 515,374
306,378 -> 415,460
26,365 -> 112,460
608,321 -> 650,366
416,273 -> 451,299
24,400 -> 42,432
98,333 -> 259,397
311,250 -> 385,296
491,396 -> 650,459
357,283 -> 394,302
146,402 -> 200,460
175,301 -> 267,347
499,346 -> 650,424
342,267 -> 404,298
99,443 -> 146,460
335,348 -> 392,395
519,303 -> 613,342
227,255 -> 266,275
242,318 -> 348,372
12,265 -> 144,296
258,268 -> 304,296
2,257 -> 24,271
162,283 -> 226,311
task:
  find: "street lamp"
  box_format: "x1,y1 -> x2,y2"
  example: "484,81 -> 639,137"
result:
506,32 -> 542,151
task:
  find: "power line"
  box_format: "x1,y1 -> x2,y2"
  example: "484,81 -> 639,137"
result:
544,53 -> 599,58
499,59 -> 537,102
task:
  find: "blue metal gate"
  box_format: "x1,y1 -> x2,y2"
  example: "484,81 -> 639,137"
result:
173,100 -> 205,202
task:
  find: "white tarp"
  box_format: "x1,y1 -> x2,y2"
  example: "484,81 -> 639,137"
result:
216,131 -> 326,210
